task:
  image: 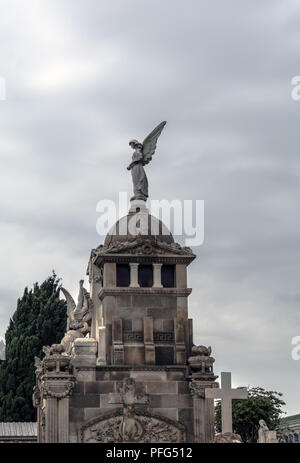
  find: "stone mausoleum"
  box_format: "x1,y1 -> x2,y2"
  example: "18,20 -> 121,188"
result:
33,123 -> 219,443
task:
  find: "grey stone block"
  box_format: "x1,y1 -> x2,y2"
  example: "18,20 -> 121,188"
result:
147,308 -> 175,319
130,371 -> 167,381
154,394 -> 193,409
122,319 -> 132,330
133,295 -> 163,307
73,382 -> 85,395
74,338 -> 98,356
163,319 -> 174,331
151,408 -> 178,421
132,319 -> 142,331
110,371 -> 130,381
166,370 -> 186,381
146,381 -> 177,394
178,407 -> 193,427
153,319 -> 163,332
116,295 -> 132,307
70,394 -> 100,408
96,370 -> 111,381
178,394 -> 193,408
177,381 -> 189,394
69,407 -> 84,422
100,393 -> 119,408
84,407 -> 122,421
149,395 -> 162,408
85,381 -> 115,394
75,369 -> 96,382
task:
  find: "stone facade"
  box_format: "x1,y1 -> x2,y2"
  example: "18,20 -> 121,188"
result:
280,414 -> 300,443
33,202 -> 219,443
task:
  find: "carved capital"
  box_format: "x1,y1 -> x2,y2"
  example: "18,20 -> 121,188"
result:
189,380 -> 218,399
41,375 -> 76,399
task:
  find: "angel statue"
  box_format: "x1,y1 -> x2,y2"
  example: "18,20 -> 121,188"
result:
57,280 -> 93,354
127,121 -> 167,201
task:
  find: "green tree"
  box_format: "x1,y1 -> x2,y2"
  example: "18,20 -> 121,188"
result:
0,273 -> 67,421
215,386 -> 286,442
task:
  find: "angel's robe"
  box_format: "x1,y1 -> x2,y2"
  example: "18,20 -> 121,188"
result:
130,149 -> 148,201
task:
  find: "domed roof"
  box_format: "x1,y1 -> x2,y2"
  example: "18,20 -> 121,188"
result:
104,210 -> 174,247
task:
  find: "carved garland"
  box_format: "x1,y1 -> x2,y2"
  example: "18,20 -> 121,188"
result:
80,409 -> 186,443
42,380 -> 75,399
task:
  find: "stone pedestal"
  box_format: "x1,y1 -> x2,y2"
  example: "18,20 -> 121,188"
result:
42,375 -> 75,443
72,338 -> 98,368
33,350 -> 76,444
189,380 -> 218,443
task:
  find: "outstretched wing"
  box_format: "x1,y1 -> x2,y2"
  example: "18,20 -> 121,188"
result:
142,121 -> 167,165
61,287 -> 76,318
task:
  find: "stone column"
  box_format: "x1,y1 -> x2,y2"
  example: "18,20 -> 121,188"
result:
103,262 -> 116,287
153,263 -> 163,288
97,326 -> 107,365
129,263 -> 139,287
42,374 -> 75,443
143,316 -> 155,364
58,398 -> 70,443
189,381 -> 218,443
45,397 -> 58,443
112,318 -> 124,364
175,264 -> 187,288
175,316 -> 186,364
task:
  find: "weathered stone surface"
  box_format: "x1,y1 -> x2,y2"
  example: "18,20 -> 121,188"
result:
103,263 -> 116,287
215,432 -> 243,443
69,407 -> 84,422
177,381 -> 190,394
152,408 -> 178,421
96,370 -> 111,381
73,382 -> 85,395
75,369 -> 96,381
100,393 -> 120,408
130,371 -> 167,381
84,407 -> 123,421
85,381 -> 115,394
146,381 -> 177,394
166,370 -> 186,380
147,308 -> 176,319
70,394 -> 100,409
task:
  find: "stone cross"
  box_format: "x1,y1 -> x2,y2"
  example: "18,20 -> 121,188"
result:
108,378 -> 149,442
108,378 -> 149,408
205,372 -> 248,434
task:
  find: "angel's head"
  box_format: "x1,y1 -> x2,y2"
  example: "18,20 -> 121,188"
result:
129,139 -> 142,150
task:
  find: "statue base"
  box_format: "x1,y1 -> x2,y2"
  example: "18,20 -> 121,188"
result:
129,199 -> 148,214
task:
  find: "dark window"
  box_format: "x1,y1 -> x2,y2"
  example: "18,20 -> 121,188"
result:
161,265 -> 175,288
138,264 -> 153,287
116,264 -> 130,287
155,346 -> 174,365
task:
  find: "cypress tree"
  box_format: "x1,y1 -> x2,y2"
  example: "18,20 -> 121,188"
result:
0,273 -> 67,421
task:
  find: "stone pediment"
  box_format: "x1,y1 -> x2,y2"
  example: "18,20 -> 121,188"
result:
80,410 -> 186,443
91,237 -> 195,265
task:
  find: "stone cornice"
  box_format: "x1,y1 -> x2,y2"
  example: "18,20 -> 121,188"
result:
93,254 -> 195,266
95,365 -> 189,372
98,287 -> 192,300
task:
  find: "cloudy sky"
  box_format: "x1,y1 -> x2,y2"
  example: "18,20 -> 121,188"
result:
1,0 -> 300,415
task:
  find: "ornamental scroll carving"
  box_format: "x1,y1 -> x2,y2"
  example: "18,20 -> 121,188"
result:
81,412 -> 185,443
